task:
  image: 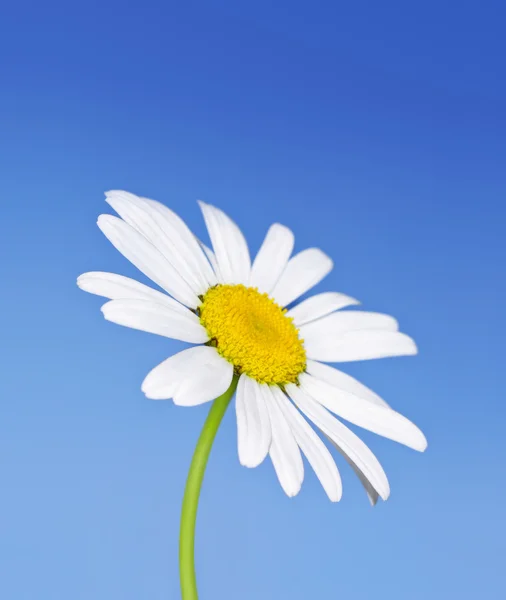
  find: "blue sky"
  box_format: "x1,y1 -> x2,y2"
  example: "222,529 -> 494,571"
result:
1,1 -> 505,598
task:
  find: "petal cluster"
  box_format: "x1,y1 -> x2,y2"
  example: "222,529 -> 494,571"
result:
78,190 -> 426,503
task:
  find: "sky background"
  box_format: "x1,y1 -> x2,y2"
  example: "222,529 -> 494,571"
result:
1,1 -> 505,599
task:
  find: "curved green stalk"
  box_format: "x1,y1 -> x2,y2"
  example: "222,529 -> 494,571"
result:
179,376 -> 238,600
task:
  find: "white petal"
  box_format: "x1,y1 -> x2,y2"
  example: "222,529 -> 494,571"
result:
306,359 -> 390,409
300,311 -> 399,345
97,214 -> 200,308
235,375 -> 271,468
140,195 -> 217,289
286,384 -> 390,501
198,241 -> 222,280
286,292 -> 360,326
101,299 -> 209,343
270,248 -> 333,307
264,385 -> 304,498
249,223 -> 294,293
304,330 -> 418,363
198,201 -> 251,284
272,386 -> 342,502
307,358 -> 390,503
77,272 -> 189,315
142,346 -> 233,405
300,373 -> 427,452
105,191 -> 209,295
319,431 -> 380,506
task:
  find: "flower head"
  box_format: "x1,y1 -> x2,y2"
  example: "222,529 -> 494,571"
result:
78,190 -> 426,503
199,284 -> 306,385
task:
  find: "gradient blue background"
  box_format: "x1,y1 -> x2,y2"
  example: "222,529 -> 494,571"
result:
1,1 -> 505,598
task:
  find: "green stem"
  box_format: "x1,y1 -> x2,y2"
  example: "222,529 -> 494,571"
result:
179,376 -> 238,600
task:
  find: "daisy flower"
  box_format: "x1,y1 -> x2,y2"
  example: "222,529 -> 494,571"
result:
78,190 -> 426,598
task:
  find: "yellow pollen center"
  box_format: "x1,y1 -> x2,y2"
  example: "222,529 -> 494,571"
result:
199,284 -> 306,385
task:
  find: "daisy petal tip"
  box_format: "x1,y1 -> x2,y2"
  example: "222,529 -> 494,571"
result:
105,189 -> 136,201
247,454 -> 268,469
272,222 -> 294,238
99,300 -> 123,323
315,247 -> 333,267
140,378 -> 152,397
328,488 -> 342,503
237,448 -> 249,467
285,474 -> 304,498
76,272 -> 96,288
142,389 -> 167,401
238,448 -> 263,469
171,391 -> 194,406
99,300 -> 114,316
404,335 -> 418,355
140,374 -> 169,400
284,485 -> 302,499
415,431 -> 428,453
96,213 -> 112,230
310,249 -> 333,275
379,483 -> 391,502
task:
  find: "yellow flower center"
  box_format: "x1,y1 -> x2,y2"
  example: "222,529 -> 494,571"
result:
199,284 -> 306,385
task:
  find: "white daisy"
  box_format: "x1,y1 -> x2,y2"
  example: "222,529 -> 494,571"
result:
78,190 -> 427,504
